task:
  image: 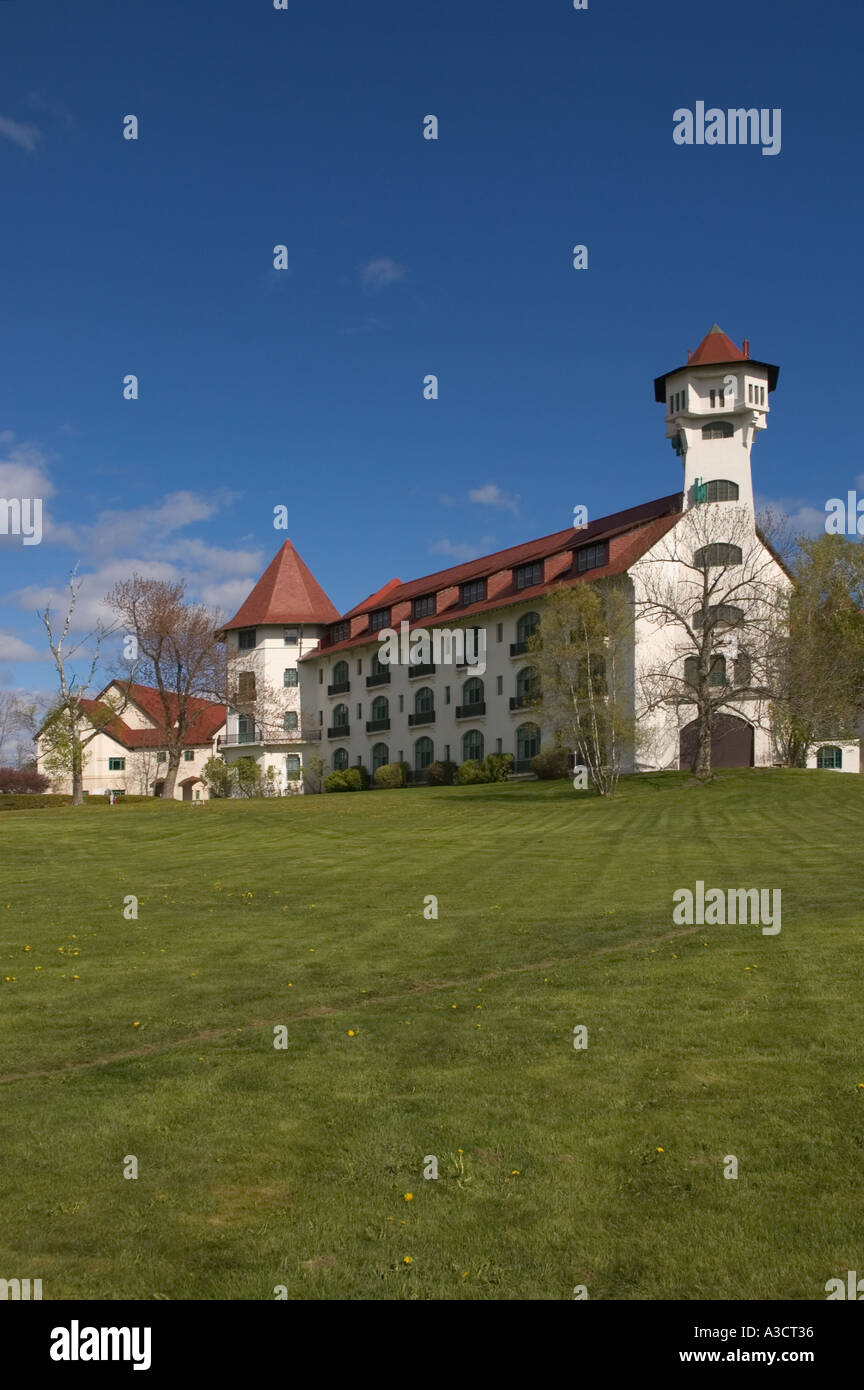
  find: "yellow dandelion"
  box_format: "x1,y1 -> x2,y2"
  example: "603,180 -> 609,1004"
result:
404,1193 -> 413,1202
511,1170 -> 519,1175
133,1021 -> 140,1027
403,1256 -> 413,1265
656,1146 -> 664,1153
347,1030 -> 356,1036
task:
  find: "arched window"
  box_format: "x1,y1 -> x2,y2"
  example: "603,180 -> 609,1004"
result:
709,655 -> 727,687
703,478 -> 739,501
817,746 -> 843,770
414,737 -> 434,771
283,667 -> 299,687
333,748 -> 349,771
371,742 -> 390,771
332,703 -> 349,728
701,422 -> 734,440
516,723 -> 541,762
693,543 -> 743,568
516,612 -> 540,643
461,676 -> 484,706
462,729 -> 484,762
332,660 -> 349,685
516,666 -> 539,701
693,604 -> 744,629
283,711 -> 298,732
415,686 -> 434,714
371,695 -> 389,721
285,755 -> 301,781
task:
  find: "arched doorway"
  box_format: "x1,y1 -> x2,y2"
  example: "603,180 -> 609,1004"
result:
679,713 -> 754,770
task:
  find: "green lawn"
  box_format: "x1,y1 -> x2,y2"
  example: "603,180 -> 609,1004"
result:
1,769 -> 863,1300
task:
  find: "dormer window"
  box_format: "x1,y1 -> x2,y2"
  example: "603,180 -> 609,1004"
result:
515,562 -> 542,590
575,540 -> 609,573
412,594 -> 435,620
370,608 -> 391,632
460,579 -> 487,607
330,621 -> 349,645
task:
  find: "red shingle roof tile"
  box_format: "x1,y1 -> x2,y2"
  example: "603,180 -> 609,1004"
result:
219,540 -> 340,631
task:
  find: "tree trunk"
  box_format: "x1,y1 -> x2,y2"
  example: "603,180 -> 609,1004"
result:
71,740 -> 84,806
162,753 -> 181,800
695,701 -> 713,779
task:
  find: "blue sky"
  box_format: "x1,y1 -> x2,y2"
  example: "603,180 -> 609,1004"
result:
1,0 -> 861,698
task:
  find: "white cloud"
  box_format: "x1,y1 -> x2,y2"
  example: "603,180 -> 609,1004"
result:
755,494 -> 828,538
468,482 -> 520,516
0,114 -> 41,153
429,535 -> 497,562
360,257 -> 405,291
0,632 -> 47,662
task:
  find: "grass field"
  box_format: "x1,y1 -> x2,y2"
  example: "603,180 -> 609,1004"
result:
1,769 -> 863,1301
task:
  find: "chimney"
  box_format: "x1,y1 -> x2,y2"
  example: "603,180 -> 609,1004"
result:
742,338 -> 750,359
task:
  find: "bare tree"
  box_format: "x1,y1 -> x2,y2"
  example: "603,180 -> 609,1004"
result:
0,690 -> 36,763
106,577 -> 225,800
633,505 -> 788,778
40,570 -> 131,805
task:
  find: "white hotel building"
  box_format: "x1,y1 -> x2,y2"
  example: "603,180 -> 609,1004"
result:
214,326 -> 859,788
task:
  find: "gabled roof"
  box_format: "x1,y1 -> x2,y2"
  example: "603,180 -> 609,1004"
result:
218,540 -> 340,632
309,493 -> 684,657
653,325 -> 779,400
81,682 -> 226,748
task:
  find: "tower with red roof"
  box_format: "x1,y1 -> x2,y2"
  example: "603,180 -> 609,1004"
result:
216,540 -> 340,782
654,325 -> 779,516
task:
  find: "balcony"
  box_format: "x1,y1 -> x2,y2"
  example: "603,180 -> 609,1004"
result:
408,710 -> 436,727
366,671 -> 391,688
366,718 -> 391,733
327,724 -> 350,739
455,701 -> 486,719
509,694 -> 537,710
327,680 -> 351,696
509,640 -> 537,656
218,728 -> 322,748
408,663 -> 436,678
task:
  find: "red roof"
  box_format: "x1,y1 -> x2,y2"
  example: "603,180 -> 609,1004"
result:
310,493 -> 683,657
688,323 -> 748,366
219,540 -> 340,632
653,325 -> 779,400
80,684 -> 226,749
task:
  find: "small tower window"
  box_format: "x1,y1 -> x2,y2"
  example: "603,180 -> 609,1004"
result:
709,389 -> 716,407
701,422 -> 734,440
760,385 -> 765,405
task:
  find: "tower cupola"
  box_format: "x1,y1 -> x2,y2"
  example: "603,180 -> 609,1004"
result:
654,326 -> 779,515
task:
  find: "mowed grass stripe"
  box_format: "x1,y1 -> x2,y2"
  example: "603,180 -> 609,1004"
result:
1,769 -> 863,1298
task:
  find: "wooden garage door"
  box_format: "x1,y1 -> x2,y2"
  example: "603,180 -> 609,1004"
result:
679,713 -> 754,771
